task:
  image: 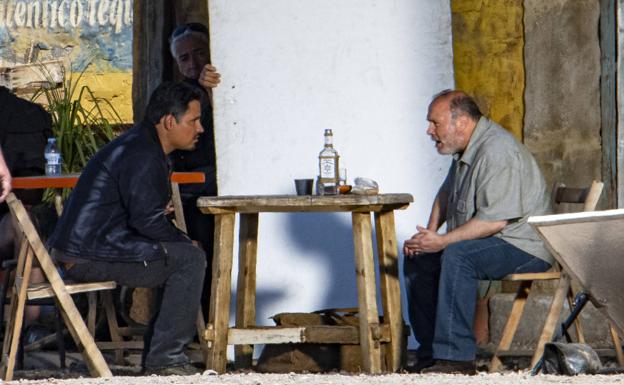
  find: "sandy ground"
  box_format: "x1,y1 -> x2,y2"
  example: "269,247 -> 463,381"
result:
9,372 -> 624,385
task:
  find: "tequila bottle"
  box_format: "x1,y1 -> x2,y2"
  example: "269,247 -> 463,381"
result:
318,129 -> 340,195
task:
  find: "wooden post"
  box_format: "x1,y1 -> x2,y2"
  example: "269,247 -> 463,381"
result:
205,213 -> 235,373
235,213 -> 259,368
600,0 -> 617,208
351,212 -> 382,374
374,210 -> 403,372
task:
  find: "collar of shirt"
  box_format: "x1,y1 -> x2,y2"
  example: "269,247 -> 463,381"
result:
454,116 -> 492,166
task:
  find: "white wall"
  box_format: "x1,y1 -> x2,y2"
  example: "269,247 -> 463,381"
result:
209,0 -> 454,350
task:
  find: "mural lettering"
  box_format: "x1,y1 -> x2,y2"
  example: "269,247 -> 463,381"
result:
0,0 -> 133,33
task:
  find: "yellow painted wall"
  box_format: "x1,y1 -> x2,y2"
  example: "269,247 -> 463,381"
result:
73,71 -> 133,123
451,0 -> 525,139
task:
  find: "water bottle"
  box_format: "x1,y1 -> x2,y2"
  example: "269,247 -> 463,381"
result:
44,138 -> 62,176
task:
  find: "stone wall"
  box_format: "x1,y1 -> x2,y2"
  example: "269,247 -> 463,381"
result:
523,0 -> 602,191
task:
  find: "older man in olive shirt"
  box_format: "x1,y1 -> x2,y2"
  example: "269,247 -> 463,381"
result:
403,90 -> 552,374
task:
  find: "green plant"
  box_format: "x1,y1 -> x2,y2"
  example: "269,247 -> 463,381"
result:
32,63 -> 122,200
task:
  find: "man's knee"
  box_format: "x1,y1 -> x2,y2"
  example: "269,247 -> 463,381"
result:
166,242 -> 207,271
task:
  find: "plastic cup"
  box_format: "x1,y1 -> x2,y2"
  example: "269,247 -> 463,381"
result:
294,179 -> 314,195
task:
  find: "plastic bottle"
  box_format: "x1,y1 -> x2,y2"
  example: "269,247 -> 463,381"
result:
44,138 -> 62,176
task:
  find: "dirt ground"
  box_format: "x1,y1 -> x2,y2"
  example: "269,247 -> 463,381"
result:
9,372 -> 624,385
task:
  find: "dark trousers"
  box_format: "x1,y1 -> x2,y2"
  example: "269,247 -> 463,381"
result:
403,237 -> 550,361
66,242 -> 206,369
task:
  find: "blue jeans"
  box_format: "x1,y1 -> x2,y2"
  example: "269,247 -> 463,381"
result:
403,236 -> 550,361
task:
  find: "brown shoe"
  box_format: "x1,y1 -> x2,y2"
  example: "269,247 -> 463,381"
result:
406,357 -> 435,373
420,359 -> 476,375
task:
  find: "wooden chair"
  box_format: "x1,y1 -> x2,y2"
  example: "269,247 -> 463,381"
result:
490,180 -> 624,371
0,193 -> 115,380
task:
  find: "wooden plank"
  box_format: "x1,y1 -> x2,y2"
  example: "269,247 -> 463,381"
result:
609,321 -> 624,366
226,325 -> 368,345
11,172 -> 203,190
205,213 -> 235,373
87,293 -> 97,336
618,0 -> 624,207
132,0 -> 172,122
351,212 -> 382,373
503,271 -> 560,281
197,194 -> 413,214
171,182 -> 187,232
490,280 -> 532,372
234,213 -> 259,368
600,0 -> 616,208
2,238 -> 28,375
26,281 -> 116,300
97,341 -> 145,350
102,291 -> 126,364
530,274 -> 571,369
4,247 -> 33,381
374,210 -> 403,372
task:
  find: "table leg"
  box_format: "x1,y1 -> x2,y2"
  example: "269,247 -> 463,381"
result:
351,212 -> 382,373
205,213 -> 236,373
374,210 -> 404,372
235,213 -> 259,368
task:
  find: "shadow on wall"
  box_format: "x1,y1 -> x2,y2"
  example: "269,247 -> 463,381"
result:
284,212 -> 367,309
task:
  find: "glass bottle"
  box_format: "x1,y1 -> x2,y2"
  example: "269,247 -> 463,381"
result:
318,129 -> 339,195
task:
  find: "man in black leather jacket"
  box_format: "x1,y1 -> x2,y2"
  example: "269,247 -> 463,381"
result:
49,82 -> 206,376
169,22 -> 221,319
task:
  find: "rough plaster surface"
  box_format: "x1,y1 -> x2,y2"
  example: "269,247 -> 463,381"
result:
451,0 -> 525,138
523,0 -> 601,190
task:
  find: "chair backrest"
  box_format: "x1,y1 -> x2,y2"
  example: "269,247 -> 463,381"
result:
552,180 -> 603,214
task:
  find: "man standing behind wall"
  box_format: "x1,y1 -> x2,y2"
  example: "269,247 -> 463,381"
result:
403,90 -> 553,374
169,22 -> 221,318
49,82 -> 206,376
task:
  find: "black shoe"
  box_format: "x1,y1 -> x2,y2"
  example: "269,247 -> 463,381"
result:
143,363 -> 201,376
406,357 -> 435,373
420,359 -> 477,375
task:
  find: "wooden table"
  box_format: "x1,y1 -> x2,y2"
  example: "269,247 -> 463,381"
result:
12,172 -> 205,219
197,193 -> 413,374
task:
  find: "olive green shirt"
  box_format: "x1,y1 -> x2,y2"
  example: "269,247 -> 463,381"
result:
442,116 -> 553,264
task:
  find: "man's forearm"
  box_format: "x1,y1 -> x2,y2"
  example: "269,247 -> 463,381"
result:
442,217 -> 507,246
427,190 -> 448,231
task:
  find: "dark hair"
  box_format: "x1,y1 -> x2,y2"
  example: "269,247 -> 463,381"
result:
144,82 -> 202,125
432,89 -> 482,121
170,22 -> 208,41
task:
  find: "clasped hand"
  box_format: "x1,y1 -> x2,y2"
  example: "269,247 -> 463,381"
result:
403,225 -> 447,257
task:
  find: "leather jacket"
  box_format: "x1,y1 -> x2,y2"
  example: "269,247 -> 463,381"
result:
169,78 -> 217,201
48,121 -> 190,263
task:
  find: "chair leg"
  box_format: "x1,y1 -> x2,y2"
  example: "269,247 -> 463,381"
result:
3,248 -> 33,381
609,321 -> 624,366
490,280 -> 532,372
101,291 -> 125,365
55,308 -> 66,369
529,275 -> 570,369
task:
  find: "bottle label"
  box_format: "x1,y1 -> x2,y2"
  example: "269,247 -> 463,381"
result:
46,153 -> 61,164
320,158 -> 335,178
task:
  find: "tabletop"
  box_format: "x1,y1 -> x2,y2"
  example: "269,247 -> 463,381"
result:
12,172 -> 206,189
197,193 -> 414,214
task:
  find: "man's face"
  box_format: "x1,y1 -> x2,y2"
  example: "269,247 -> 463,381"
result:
172,36 -> 210,80
170,100 -> 203,151
426,99 -> 464,155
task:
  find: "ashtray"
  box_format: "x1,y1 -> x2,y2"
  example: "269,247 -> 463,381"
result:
338,185 -> 352,194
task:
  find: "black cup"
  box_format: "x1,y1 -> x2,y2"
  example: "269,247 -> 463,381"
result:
294,179 -> 314,195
